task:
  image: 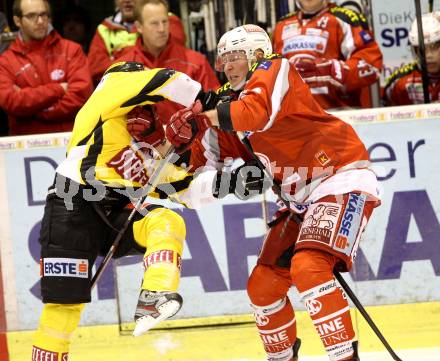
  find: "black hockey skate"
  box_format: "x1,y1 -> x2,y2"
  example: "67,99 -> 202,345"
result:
132,290 -> 183,336
346,340 -> 360,360
292,338 -> 301,361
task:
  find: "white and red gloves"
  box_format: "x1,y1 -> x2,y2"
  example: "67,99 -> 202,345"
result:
126,105 -> 165,148
293,57 -> 349,92
165,100 -> 211,153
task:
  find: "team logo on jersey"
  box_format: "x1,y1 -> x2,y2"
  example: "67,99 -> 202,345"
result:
298,203 -> 341,245
50,69 -> 65,81
41,258 -> 89,278
315,150 -> 331,166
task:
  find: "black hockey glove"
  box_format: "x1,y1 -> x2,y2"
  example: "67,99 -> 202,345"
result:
196,90 -> 220,111
213,159 -> 273,200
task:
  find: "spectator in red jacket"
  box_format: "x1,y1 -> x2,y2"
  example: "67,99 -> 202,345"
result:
0,0 -> 93,136
0,11 -> 13,136
116,0 -> 220,124
88,0 -> 187,85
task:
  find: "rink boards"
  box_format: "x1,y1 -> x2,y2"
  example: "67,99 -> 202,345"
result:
0,103 -> 440,333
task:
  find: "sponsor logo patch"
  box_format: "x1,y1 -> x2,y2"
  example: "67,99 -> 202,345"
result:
257,61 -> 272,70
260,329 -> 291,353
359,30 -> 373,44
42,258 -> 88,278
32,346 -> 59,361
334,193 -> 366,255
282,34 -> 328,54
143,250 -> 182,270
254,312 -> 269,326
315,316 -> 350,347
107,146 -> 148,185
305,298 -> 322,316
298,203 -> 341,245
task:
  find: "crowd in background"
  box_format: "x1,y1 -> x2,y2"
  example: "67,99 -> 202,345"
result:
0,0 -> 438,137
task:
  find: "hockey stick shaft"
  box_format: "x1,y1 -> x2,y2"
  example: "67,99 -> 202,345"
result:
334,271 -> 403,361
91,146 -> 176,289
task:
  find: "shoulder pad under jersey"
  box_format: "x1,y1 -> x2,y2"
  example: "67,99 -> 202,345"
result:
278,11 -> 297,22
385,62 -> 418,88
330,6 -> 364,27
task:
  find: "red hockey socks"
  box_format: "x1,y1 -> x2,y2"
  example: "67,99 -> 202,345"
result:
292,249 -> 356,360
248,265 -> 298,360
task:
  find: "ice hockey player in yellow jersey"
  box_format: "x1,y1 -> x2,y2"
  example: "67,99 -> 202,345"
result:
32,61 -> 203,360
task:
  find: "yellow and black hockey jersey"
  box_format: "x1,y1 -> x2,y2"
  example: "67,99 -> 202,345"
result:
56,63 -> 201,194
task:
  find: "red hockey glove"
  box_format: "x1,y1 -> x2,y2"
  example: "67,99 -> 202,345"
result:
294,58 -> 349,92
165,100 -> 211,153
126,105 -> 165,148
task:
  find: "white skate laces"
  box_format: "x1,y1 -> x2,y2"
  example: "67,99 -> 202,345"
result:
132,290 -> 183,337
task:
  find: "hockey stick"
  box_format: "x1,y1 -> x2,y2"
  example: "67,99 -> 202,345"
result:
236,132 -> 402,360
414,0 -> 430,104
334,271 -> 403,361
91,145 -> 176,289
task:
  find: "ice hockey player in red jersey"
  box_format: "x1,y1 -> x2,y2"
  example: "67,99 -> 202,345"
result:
272,0 -> 382,110
166,24 -> 381,361
384,11 -> 440,105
